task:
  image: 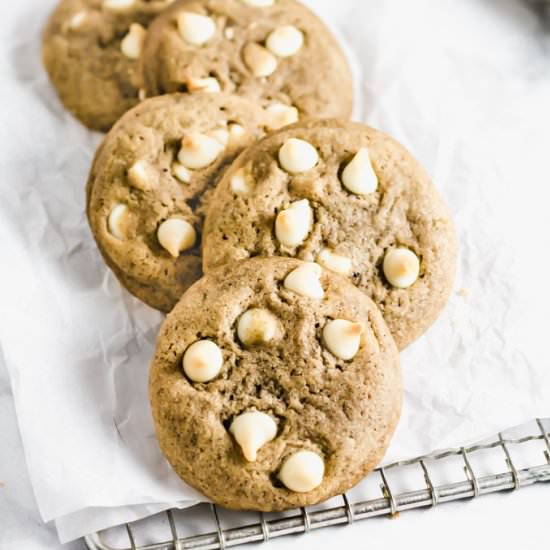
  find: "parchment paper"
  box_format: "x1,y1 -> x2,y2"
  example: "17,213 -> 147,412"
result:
1,0 -> 549,543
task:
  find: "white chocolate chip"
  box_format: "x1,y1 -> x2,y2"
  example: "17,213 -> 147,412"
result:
283,263 -> 324,299
237,308 -> 278,346
266,25 -> 304,58
341,148 -> 378,195
317,249 -> 352,276
278,138 -> 318,174
120,23 -> 146,59
183,340 -> 223,383
279,451 -> 324,493
138,88 -> 147,101
239,0 -> 274,6
157,218 -> 196,257
230,411 -> 277,462
243,43 -> 278,77
177,12 -> 216,46
383,247 -> 420,289
210,128 -> 230,147
228,123 -> 248,145
178,133 -> 225,170
186,76 -> 221,93
68,11 -> 87,30
108,204 -> 128,240
322,319 -> 363,360
172,162 -> 192,184
149,0 -> 175,7
224,27 -> 235,40
275,199 -> 312,247
264,103 -> 299,131
128,160 -> 158,190
103,0 -> 135,12
230,168 -> 253,196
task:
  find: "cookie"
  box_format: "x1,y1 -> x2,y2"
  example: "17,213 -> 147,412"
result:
149,257 -> 402,510
42,0 -> 174,132
202,120 -> 458,349
141,0 -> 353,120
87,92 -> 275,311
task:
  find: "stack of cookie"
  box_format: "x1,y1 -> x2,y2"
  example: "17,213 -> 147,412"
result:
44,0 -> 457,511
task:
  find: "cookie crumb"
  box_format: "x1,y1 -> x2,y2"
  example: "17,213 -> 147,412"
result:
458,287 -> 470,299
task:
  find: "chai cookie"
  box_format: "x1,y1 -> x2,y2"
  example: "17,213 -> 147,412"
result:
202,120 -> 458,349
141,0 -> 353,121
149,257 -> 402,510
87,92 -> 273,311
42,0 -> 174,132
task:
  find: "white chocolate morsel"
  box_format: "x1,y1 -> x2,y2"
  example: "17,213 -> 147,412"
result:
172,162 -> 192,184
224,27 -> 235,40
341,148 -> 378,195
230,412 -> 277,461
275,199 -> 313,247
243,43 -> 278,77
383,248 -> 420,289
103,0 -> 135,12
157,218 -> 196,258
237,308 -> 278,346
183,340 -> 223,383
178,133 -> 225,170
138,88 -> 147,101
239,0 -> 274,6
177,12 -> 216,46
186,76 -> 221,93
279,451 -> 324,493
121,23 -> 146,59
283,263 -> 324,299
68,11 -> 87,30
278,138 -> 319,174
264,103 -> 299,131
317,249 -> 352,276
230,168 -> 253,196
266,26 -> 304,58
128,160 -> 158,190
108,204 -> 129,240
228,123 -> 248,145
322,319 -> 363,360
210,128 -> 230,147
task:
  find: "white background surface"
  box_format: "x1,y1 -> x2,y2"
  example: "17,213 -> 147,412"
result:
1,0 -> 550,548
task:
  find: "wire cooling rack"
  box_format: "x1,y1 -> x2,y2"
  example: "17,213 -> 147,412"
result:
84,418 -> 550,550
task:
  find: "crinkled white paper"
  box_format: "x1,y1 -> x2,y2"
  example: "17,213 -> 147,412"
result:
1,0 -> 549,544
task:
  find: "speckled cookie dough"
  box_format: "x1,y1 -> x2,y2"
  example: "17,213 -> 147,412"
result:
87,92 -> 274,311
202,119 -> 458,349
141,0 -> 353,121
42,0 -> 174,132
149,257 -> 402,510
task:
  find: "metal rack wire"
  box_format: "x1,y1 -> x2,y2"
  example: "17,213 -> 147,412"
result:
84,418 -> 550,550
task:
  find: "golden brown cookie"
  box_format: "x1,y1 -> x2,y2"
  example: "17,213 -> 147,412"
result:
141,0 -> 353,120
42,0 -> 174,132
202,120 -> 458,349
150,257 -> 402,510
87,92 -> 274,311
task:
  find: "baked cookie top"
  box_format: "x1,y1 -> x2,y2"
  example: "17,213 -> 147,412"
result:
149,257 -> 402,511
42,0 -> 174,132
202,120 -> 458,349
87,92 -> 274,312
141,0 -> 353,120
